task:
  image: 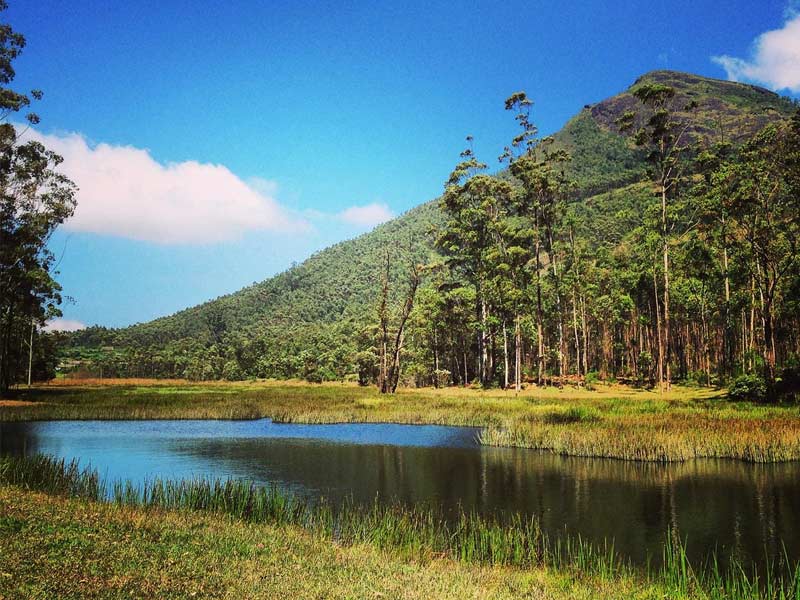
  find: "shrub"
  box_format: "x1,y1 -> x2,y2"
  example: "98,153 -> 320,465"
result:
728,374 -> 767,403
687,370 -> 710,386
585,371 -> 600,391
635,352 -> 653,387
433,369 -> 451,388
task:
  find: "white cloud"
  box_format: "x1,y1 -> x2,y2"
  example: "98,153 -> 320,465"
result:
337,203 -> 394,227
25,129 -> 309,244
712,14 -> 800,93
44,318 -> 86,332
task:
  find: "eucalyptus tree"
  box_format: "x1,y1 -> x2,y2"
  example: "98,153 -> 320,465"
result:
693,142 -> 737,376
487,212 -> 533,390
0,2 -> 77,391
438,139 -> 514,385
725,115 -> 800,388
376,251 -> 421,393
617,83 -> 696,389
501,92 -> 571,384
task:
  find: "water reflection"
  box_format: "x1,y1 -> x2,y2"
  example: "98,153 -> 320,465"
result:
1,419 -> 798,572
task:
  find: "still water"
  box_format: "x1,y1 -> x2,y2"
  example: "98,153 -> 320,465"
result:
1,419 -> 798,572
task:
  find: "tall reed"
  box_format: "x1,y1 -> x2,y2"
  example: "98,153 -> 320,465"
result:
0,454 -> 102,500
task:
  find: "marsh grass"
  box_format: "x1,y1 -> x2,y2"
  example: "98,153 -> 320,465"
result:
2,453 -> 799,599
0,453 -> 102,499
110,477 -> 548,568
3,380 -> 800,462
543,406 -> 603,424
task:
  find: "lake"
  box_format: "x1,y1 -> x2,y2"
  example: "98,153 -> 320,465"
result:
1,418 -> 798,573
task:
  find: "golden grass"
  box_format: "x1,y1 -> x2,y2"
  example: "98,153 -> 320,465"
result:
0,400 -> 38,407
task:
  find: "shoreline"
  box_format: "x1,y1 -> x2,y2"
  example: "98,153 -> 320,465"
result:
2,379 -> 799,463
2,454 -> 798,600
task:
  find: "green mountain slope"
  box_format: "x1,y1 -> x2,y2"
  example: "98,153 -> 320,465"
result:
124,200 -> 443,345
64,70 -> 797,379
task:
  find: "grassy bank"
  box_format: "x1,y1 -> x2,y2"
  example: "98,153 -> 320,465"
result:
1,487 -> 584,599
3,379 -> 799,462
2,454 -> 798,599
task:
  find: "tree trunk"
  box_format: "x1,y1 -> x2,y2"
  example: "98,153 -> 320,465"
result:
502,321 -> 509,389
580,294 -> 589,377
27,318 -> 34,387
377,252 -> 390,393
749,275 -> 756,372
386,264 -> 420,394
572,289 -> 581,378
721,215 -> 733,376
535,236 -> 544,386
515,315 -> 522,392
433,326 -> 439,388
654,266 -> 664,391
662,184 -> 672,390
763,296 -> 776,391
480,299 -> 489,385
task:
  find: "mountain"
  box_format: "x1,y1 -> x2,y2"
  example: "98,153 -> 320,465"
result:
63,70 -> 797,380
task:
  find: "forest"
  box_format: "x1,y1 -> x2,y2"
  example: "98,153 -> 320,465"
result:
38,72 -> 800,401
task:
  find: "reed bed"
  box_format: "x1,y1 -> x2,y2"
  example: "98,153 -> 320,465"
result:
480,413 -> 800,462
0,453 -> 103,499
111,477 -> 548,568
1,453 -> 798,599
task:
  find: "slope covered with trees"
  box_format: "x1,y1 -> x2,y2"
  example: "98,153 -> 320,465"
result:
62,71 -> 799,398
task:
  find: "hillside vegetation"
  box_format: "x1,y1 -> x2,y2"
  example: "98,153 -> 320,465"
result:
60,71 -> 799,391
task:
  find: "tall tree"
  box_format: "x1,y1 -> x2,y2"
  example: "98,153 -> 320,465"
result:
502,91 -> 570,384
376,252 -> 421,393
727,115 -> 800,389
694,142 -> 737,377
618,84 -> 696,390
438,139 -> 513,386
0,1 -> 77,392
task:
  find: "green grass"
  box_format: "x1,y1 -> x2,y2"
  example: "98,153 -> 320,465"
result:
3,379 -> 800,462
0,486 -> 654,600
1,454 -> 798,600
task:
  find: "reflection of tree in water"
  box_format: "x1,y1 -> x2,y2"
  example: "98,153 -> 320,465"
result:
175,437 -> 485,513
0,422 -> 41,456
479,448 -> 800,574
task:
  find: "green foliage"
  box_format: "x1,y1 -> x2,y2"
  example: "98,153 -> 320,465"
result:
0,5 -> 76,391
729,374 -> 767,403
221,360 -> 244,381
585,371 -> 600,390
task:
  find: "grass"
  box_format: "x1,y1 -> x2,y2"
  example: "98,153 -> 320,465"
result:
1,454 -> 798,600
3,379 -> 799,462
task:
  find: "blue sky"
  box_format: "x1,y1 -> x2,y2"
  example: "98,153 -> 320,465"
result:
6,0 -> 800,329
